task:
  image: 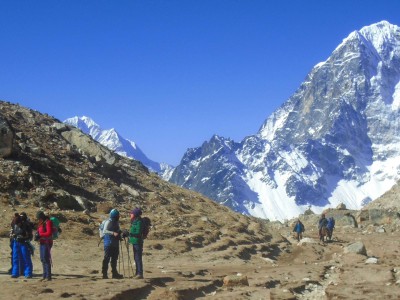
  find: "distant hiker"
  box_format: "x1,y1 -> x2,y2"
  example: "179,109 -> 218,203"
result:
327,217 -> 335,241
101,208 -> 123,279
11,214 -> 33,278
293,219 -> 305,242
128,207 -> 144,279
36,211 -> 54,281
318,213 -> 328,242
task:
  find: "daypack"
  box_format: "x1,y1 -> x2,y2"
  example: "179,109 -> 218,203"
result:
50,216 -> 61,240
99,219 -> 109,238
141,217 -> 151,239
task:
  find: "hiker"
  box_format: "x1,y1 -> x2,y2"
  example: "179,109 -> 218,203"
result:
128,207 -> 144,279
10,214 -> 33,278
20,212 -> 36,255
318,213 -> 328,242
293,219 -> 305,241
327,217 -> 335,241
8,213 -> 20,274
101,208 -> 123,279
36,211 -> 54,281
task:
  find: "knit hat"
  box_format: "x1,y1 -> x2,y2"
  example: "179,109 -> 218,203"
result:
131,207 -> 142,217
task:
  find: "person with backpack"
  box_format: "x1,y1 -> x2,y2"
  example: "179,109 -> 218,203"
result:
36,211 -> 54,281
20,212 -> 35,255
8,213 -> 20,274
128,207 -> 145,279
101,208 -> 123,279
327,217 -> 335,241
318,213 -> 328,242
292,219 -> 305,242
10,214 -> 33,278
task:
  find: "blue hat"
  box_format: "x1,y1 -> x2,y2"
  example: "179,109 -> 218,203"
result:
109,208 -> 120,219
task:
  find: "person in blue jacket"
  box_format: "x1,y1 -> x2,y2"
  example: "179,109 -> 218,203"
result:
101,208 -> 123,279
293,219 -> 305,241
326,217 -> 335,241
11,215 -> 33,278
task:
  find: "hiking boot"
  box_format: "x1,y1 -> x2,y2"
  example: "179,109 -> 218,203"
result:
134,274 -> 144,279
112,273 -> 124,279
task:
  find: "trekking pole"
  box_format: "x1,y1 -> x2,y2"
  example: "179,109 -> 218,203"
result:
125,239 -> 135,278
118,242 -> 121,274
119,240 -> 126,277
124,239 -> 131,278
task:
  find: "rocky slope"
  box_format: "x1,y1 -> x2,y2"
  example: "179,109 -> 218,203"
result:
169,21 -> 400,221
0,100 -> 269,245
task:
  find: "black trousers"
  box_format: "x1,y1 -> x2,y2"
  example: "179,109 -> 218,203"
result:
102,245 -> 119,275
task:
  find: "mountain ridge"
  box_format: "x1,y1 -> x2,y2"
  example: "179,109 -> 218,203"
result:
170,20 -> 400,221
64,116 -> 174,178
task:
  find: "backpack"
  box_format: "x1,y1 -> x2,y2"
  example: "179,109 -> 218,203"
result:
99,219 -> 109,238
141,217 -> 151,239
50,217 -> 61,240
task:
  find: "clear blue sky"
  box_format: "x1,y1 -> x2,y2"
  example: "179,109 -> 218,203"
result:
1,1 -> 399,165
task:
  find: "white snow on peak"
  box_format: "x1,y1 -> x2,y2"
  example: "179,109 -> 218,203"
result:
392,81 -> 400,110
64,116 -> 173,176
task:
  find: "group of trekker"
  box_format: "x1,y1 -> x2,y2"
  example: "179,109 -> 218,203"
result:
292,213 -> 336,242
9,211 -> 55,280
101,207 -> 145,280
7,206 -> 147,281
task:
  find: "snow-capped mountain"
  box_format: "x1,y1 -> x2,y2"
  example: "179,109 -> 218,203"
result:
64,116 -> 173,178
169,21 -> 400,221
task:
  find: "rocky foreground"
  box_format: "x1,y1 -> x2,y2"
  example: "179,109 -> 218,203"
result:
1,100 -> 400,299
1,208 -> 400,300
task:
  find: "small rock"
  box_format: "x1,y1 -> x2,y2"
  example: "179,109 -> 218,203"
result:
223,274 -> 249,287
365,257 -> 378,264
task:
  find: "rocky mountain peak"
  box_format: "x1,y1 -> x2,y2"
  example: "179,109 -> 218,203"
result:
169,21 -> 400,221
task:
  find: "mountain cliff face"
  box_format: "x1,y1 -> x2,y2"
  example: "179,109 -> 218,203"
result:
169,21 -> 400,221
64,116 -> 174,178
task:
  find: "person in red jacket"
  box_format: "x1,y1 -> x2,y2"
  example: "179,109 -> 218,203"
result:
36,211 -> 53,281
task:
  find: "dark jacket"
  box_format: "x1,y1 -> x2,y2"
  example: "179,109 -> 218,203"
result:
318,217 -> 328,229
103,218 -> 120,247
129,217 -> 143,245
13,222 -> 32,243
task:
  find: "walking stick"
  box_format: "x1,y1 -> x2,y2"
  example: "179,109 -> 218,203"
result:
119,240 -> 126,277
125,239 -> 135,278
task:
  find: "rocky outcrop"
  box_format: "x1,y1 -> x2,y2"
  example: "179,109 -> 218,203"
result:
344,241 -> 367,256
357,209 -> 400,225
61,128 -> 117,165
0,113 -> 13,158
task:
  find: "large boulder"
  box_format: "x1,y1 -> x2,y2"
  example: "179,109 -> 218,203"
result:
0,114 -> 14,158
344,241 -> 367,256
61,128 -> 116,165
